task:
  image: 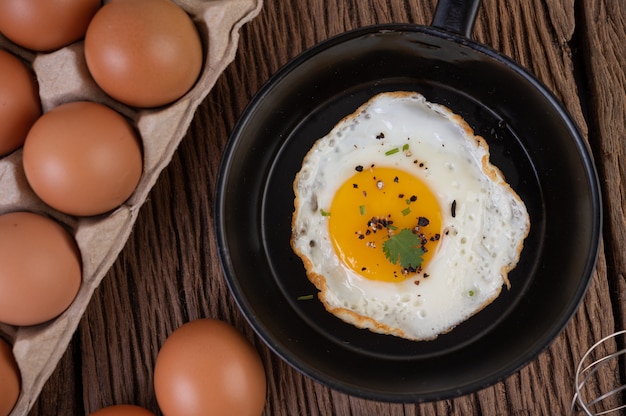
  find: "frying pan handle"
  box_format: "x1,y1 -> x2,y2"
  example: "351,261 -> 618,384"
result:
431,0 -> 481,38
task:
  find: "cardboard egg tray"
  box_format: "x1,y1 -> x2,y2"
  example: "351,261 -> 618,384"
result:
0,0 -> 262,413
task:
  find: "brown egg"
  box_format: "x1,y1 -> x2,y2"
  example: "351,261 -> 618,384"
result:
84,0 -> 203,108
0,0 -> 101,51
0,49 -> 41,156
89,405 -> 155,416
154,319 -> 267,416
23,101 -> 143,217
0,338 -> 20,416
0,212 -> 81,326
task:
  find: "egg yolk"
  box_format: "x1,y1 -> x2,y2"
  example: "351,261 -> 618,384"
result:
328,166 -> 442,282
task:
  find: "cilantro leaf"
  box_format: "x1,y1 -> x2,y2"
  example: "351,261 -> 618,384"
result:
382,228 -> 424,270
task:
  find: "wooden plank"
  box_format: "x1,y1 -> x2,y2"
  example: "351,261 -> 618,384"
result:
581,0 -> 626,331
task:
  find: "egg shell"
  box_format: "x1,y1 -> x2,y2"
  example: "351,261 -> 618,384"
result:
89,404 -> 155,416
0,211 -> 82,326
0,0 -> 101,52
0,0 -> 262,413
154,319 -> 267,416
22,101 -> 143,217
85,0 -> 204,108
0,49 -> 41,156
0,338 -> 20,416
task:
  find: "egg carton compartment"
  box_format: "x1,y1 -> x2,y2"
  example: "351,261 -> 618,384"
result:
0,0 -> 263,414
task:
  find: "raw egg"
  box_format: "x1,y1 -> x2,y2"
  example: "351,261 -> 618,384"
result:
23,101 -> 143,217
89,405 -> 155,416
154,319 -> 266,416
84,0 -> 203,108
0,49 -> 41,156
0,211 -> 82,326
0,0 -> 101,51
0,337 -> 20,416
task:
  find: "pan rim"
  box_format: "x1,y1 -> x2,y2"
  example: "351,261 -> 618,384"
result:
215,23 -> 602,402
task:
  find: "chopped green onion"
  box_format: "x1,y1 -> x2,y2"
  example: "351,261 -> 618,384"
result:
297,294 -> 314,301
468,290 -> 475,297
385,147 -> 400,156
359,205 -> 366,215
402,143 -> 410,151
387,224 -> 398,230
401,207 -> 411,216
320,209 -> 331,216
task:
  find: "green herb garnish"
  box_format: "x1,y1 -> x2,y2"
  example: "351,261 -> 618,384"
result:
382,228 -> 424,270
401,207 -> 411,216
402,143 -> 410,151
320,209 -> 331,216
297,294 -> 314,301
359,205 -> 366,215
385,147 -> 400,156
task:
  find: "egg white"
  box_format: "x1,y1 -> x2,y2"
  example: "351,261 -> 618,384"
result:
291,91 -> 530,341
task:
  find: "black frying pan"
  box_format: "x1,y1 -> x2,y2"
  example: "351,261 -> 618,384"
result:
215,0 -> 601,402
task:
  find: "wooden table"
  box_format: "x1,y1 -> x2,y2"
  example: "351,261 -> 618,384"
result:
28,0 -> 626,414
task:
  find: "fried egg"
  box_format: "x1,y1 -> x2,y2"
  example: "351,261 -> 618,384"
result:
291,91 -> 530,341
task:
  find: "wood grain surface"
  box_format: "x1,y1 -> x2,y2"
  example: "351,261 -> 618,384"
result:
28,0 -> 625,414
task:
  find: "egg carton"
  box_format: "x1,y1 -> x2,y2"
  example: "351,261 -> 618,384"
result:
0,0 -> 263,414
